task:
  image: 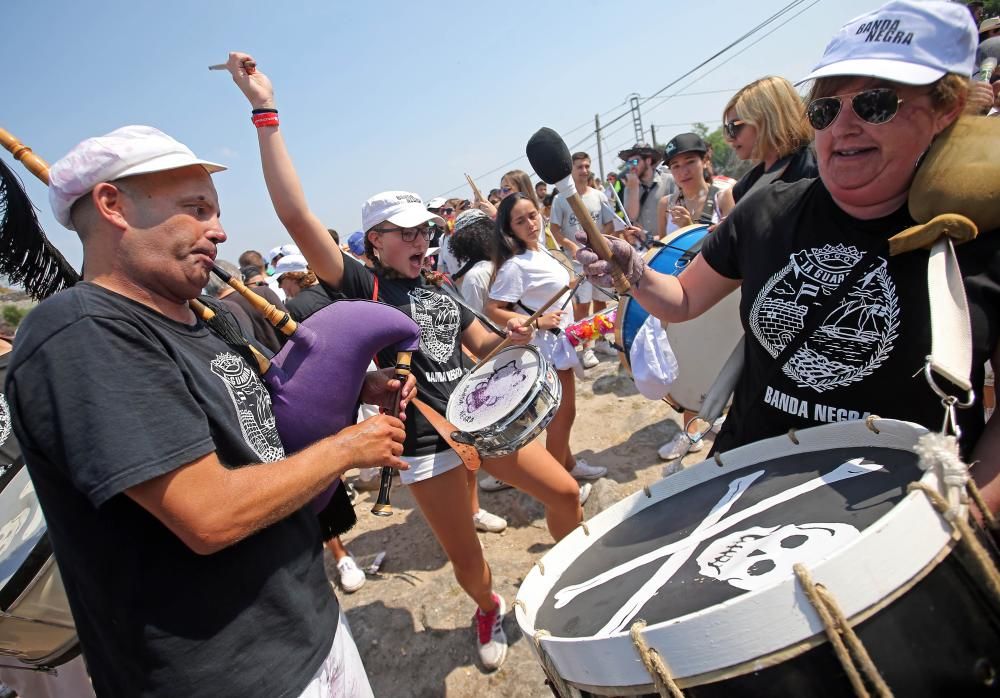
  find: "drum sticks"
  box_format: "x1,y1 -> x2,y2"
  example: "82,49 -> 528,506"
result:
465,173 -> 484,202
371,351 -> 413,517
526,127 -> 630,295
473,278 -> 579,369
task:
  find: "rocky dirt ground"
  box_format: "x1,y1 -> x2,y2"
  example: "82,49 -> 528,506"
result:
329,352 -> 715,698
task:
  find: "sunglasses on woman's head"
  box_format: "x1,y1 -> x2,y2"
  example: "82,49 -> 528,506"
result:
807,87 -> 905,131
723,120 -> 745,139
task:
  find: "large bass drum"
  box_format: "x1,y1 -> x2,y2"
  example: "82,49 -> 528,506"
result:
515,419 -> 1000,696
0,459 -> 78,667
616,224 -> 741,412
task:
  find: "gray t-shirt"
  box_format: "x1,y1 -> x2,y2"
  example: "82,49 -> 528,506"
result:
625,170 -> 677,235
550,188 -> 616,240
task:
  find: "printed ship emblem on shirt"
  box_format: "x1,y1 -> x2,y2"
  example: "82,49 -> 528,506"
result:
749,244 -> 899,393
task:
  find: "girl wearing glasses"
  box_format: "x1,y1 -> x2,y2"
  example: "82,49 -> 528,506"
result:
576,0 -> 1000,509
717,76 -> 817,218
227,54 -> 583,672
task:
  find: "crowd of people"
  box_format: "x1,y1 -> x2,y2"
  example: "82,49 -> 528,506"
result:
0,0 -> 997,696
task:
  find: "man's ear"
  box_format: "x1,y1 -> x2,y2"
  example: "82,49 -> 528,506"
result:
91,182 -> 130,231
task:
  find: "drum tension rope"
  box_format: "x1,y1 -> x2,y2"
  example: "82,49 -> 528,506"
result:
629,620 -> 685,698
793,564 -> 893,698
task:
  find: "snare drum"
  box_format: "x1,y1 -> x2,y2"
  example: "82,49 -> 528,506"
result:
446,345 -> 561,457
516,419 -> 1000,696
0,461 -> 77,667
617,224 -> 742,412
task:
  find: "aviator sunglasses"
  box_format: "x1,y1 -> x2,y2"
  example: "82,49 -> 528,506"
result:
806,87 -> 905,131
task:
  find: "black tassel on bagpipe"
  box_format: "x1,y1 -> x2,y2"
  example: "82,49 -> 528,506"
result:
0,158 -> 79,300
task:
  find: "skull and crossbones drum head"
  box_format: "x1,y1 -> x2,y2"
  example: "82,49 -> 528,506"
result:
516,419 -> 1000,696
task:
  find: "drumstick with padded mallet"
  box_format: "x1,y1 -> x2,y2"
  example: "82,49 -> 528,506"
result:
472,277 -> 580,369
526,127 -> 631,295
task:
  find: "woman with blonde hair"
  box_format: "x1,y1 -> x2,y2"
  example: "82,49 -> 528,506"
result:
718,75 -> 817,217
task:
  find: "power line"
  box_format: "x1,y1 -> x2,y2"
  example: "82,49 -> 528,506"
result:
436,0 -> 817,197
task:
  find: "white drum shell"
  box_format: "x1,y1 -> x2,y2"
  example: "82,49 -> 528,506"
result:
515,419 -> 952,692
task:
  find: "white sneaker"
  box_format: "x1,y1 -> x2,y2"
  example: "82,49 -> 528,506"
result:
581,348 -> 599,368
594,339 -> 618,357
336,556 -> 366,593
474,593 -> 508,671
658,432 -> 694,461
578,482 -> 593,505
570,459 -> 607,480
479,475 -> 512,492
473,508 -> 508,533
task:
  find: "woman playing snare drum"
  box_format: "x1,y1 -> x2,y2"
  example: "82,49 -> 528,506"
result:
225,52 -> 582,672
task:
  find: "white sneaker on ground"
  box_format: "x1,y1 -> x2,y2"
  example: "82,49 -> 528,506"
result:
658,432 -> 694,461
594,339 -> 618,356
570,459 -> 607,480
336,556 -> 366,593
578,482 -> 592,505
479,475 -> 512,492
473,508 -> 508,533
474,593 -> 508,671
581,348 -> 599,368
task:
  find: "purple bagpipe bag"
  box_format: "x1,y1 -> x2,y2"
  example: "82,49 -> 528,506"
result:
262,299 -> 420,512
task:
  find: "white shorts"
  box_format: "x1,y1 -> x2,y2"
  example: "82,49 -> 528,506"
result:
298,610 -> 373,698
399,448 -> 464,485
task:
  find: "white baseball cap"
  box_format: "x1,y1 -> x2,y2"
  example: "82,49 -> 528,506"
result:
266,244 -> 301,265
361,191 -> 445,232
425,197 -> 448,209
273,254 -> 310,276
49,125 -> 226,230
800,0 -> 977,86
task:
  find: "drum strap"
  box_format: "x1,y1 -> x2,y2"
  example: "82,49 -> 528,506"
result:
412,398 -> 482,471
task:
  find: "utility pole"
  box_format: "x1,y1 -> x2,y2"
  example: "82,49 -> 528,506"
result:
594,114 -> 605,180
650,124 -> 657,149
628,94 -> 645,143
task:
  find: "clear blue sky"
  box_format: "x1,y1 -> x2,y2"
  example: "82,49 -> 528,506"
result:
5,0 -> 879,271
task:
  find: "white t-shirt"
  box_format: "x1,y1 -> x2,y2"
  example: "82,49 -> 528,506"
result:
438,234 -> 461,276
489,248 -> 573,331
550,188 -> 616,239
457,260 -> 494,314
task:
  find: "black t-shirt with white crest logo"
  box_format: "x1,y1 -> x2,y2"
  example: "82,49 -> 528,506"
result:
5,282 -> 337,697
701,179 -> 1000,456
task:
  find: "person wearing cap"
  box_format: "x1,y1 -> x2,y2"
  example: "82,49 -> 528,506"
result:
646,133 -> 729,462
619,141 -> 677,238
578,0 -> 1000,505
5,124 -> 413,697
225,50 -> 585,672
717,76 -> 818,218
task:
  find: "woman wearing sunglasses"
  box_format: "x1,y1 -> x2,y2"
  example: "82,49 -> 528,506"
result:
717,75 -> 816,218
225,52 -> 584,673
576,0 -> 1000,505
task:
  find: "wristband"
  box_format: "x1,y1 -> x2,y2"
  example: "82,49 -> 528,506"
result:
252,110 -> 279,128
